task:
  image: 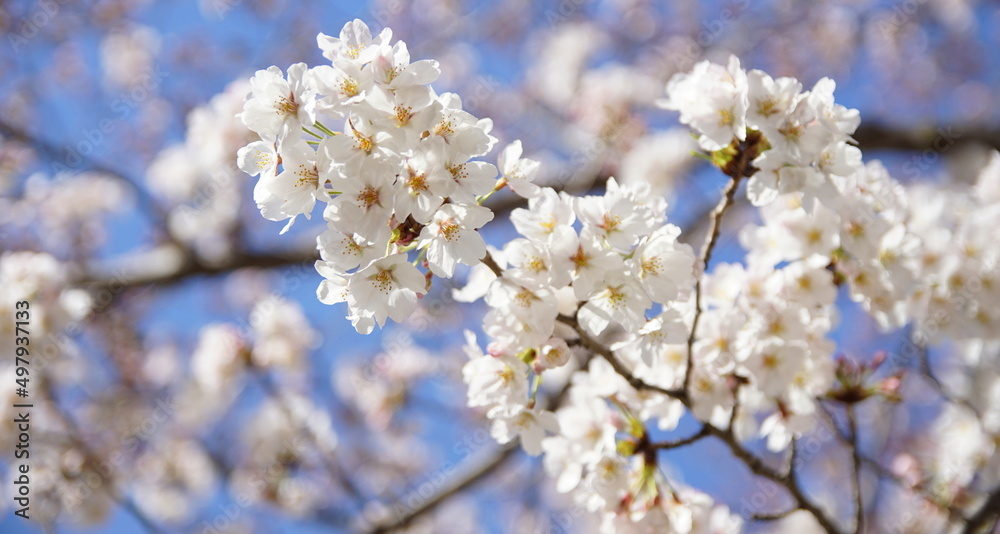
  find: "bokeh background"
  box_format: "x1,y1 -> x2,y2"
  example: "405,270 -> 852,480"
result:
1,0 -> 999,532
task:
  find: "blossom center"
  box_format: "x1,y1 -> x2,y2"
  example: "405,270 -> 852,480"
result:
756,98 -> 778,117
448,164 -> 468,181
357,186 -> 382,209
570,246 -> 590,268
434,118 -> 455,138
406,170 -> 429,193
276,95 -> 298,116
438,218 -> 460,241
345,44 -> 365,59
641,256 -> 663,276
294,164 -> 318,187
370,268 -> 395,293
340,78 -> 360,98
394,105 -> 412,126
599,214 -> 621,233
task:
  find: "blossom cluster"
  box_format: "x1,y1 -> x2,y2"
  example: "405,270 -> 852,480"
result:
238,25 -> 1000,533
236,20 -> 544,335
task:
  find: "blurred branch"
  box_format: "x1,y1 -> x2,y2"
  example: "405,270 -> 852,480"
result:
853,124 -> 1000,152
818,400 -> 963,522
846,405 -> 864,534
0,118 -> 168,226
962,484 -> 1000,534
364,442 -> 519,534
650,425 -> 709,450
753,508 -> 797,521
41,380 -> 167,534
77,172 -> 609,293
79,243 -> 318,291
359,351 -> 593,534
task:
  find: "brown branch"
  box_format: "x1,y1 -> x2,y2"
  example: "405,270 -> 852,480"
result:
64,120 -> 995,294
78,245 -> 319,292
704,424 -> 845,534
817,401 -> 963,522
555,313 -> 688,402
683,131 -> 763,393
852,124 -> 1000,153
553,313 -> 845,534
359,350 -> 595,534
365,442 -> 519,534
649,425 -> 710,450
0,118 -> 169,229
847,405 -> 864,534
961,484 -> 1000,534
753,508 -> 798,521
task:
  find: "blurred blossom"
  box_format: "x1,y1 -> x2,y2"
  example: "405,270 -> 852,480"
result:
133,439 -> 217,523
617,129 -> 696,197
250,295 -> 319,370
192,323 -> 249,393
146,79 -> 254,264
99,24 -> 161,88
0,251 -> 91,345
16,172 -> 131,253
528,23 -> 607,111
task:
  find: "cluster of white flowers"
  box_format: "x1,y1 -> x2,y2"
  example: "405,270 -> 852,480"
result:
902,151 -> 1000,341
457,177 -> 697,453
237,20 -> 545,335
238,26 -> 1000,533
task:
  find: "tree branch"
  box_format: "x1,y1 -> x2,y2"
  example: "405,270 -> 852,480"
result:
962,484 -> 1000,534
684,131 -> 763,393
650,425 -> 710,450
552,313 -> 845,534
847,405 -> 864,534
364,442 -> 519,534
358,350 -> 595,534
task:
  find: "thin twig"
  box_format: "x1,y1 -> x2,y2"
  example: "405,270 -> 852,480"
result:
649,425 -> 710,449
553,314 -> 845,533
847,405 -> 864,534
754,508 -> 798,521
365,443 -> 519,534
683,131 -> 763,394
